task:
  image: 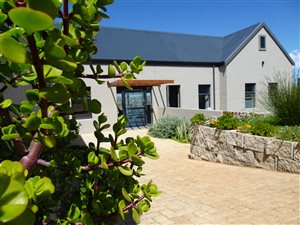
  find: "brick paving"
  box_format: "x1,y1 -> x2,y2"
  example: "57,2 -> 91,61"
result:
82,129 -> 300,225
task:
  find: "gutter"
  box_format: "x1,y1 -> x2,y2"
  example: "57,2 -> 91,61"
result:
212,65 -> 216,110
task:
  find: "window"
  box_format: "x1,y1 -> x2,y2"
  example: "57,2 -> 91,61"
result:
259,35 -> 266,50
245,83 -> 256,108
198,85 -> 210,109
72,87 -> 92,119
167,85 -> 180,107
268,83 -> 278,95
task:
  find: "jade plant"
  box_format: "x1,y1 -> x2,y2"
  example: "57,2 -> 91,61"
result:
0,0 -> 159,224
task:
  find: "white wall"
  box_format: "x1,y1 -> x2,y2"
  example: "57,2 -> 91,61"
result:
3,85 -> 28,104
226,27 -> 293,112
78,65 -> 216,132
140,65 -> 215,122
157,107 -> 222,121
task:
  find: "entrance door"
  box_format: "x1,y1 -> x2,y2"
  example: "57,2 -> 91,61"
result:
117,87 -> 152,127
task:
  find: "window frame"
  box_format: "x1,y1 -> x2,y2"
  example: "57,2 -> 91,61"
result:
198,84 -> 211,109
259,35 -> 266,51
245,83 -> 256,108
268,82 -> 278,94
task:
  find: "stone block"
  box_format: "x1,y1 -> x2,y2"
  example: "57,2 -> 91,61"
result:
190,133 -> 204,146
190,144 -> 205,157
252,151 -> 264,164
189,125 -> 198,135
293,142 -> 300,160
190,144 -> 217,162
200,126 -> 216,139
213,129 -> 226,142
243,134 -> 267,152
235,149 -> 255,165
216,154 -> 243,167
253,152 -> 276,170
198,126 -> 227,142
277,158 -> 300,173
189,126 -> 200,145
219,147 -> 256,168
199,151 -> 217,162
265,139 -> 293,159
217,142 -> 234,156
204,138 -> 219,151
226,130 -> 243,147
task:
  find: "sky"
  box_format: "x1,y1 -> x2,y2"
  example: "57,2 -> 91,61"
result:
101,0 -> 300,69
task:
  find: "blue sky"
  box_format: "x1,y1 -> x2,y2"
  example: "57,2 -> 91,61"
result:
102,0 -> 300,67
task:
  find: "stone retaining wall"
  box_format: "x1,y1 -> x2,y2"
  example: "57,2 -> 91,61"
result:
189,125 -> 300,173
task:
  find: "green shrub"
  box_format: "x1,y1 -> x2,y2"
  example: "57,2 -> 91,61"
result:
190,113 -> 206,125
214,112 -> 239,130
250,123 -> 275,137
274,126 -> 300,141
174,120 -> 190,143
264,74 -> 300,126
237,123 -> 252,133
148,116 -> 183,138
252,115 -> 280,125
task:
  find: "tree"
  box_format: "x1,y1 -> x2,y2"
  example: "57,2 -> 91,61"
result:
0,0 -> 159,224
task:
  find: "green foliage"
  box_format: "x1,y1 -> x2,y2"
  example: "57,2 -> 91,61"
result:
148,116 -> 190,143
0,35 -> 32,64
174,120 -> 190,143
34,115 -> 159,224
148,116 -> 183,139
0,1 -> 159,224
264,74 -> 300,126
190,113 -> 206,125
250,122 -> 276,137
213,112 -> 239,130
8,7 -> 53,35
0,160 -> 55,225
0,160 -> 29,224
274,126 -> 300,142
200,112 -> 300,141
252,115 -> 280,125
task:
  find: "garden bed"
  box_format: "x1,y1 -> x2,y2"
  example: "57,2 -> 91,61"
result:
189,125 -> 300,173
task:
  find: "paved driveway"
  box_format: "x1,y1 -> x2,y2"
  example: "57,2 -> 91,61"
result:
82,129 -> 300,224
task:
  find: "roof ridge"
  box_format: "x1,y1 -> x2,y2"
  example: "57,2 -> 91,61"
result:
223,22 -> 262,38
101,26 -> 223,39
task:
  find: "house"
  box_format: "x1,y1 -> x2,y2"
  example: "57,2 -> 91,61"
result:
77,22 -> 294,132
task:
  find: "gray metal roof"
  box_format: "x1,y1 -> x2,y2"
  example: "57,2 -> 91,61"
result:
93,22 -> 294,66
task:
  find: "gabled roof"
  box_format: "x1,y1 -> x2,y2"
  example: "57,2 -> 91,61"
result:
93,22 -> 294,66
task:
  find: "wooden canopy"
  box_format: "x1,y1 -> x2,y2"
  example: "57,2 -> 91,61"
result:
108,79 -> 174,87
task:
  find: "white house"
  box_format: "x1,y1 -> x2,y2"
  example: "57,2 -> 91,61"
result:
75,22 -> 294,133
4,22 -> 294,133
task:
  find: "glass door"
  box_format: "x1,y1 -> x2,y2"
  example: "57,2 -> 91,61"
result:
118,87 -> 152,127
124,91 -> 145,127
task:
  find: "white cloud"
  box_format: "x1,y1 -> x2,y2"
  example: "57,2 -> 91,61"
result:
289,49 -> 300,68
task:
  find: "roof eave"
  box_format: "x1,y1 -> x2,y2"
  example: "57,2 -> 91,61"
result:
91,59 -> 224,67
